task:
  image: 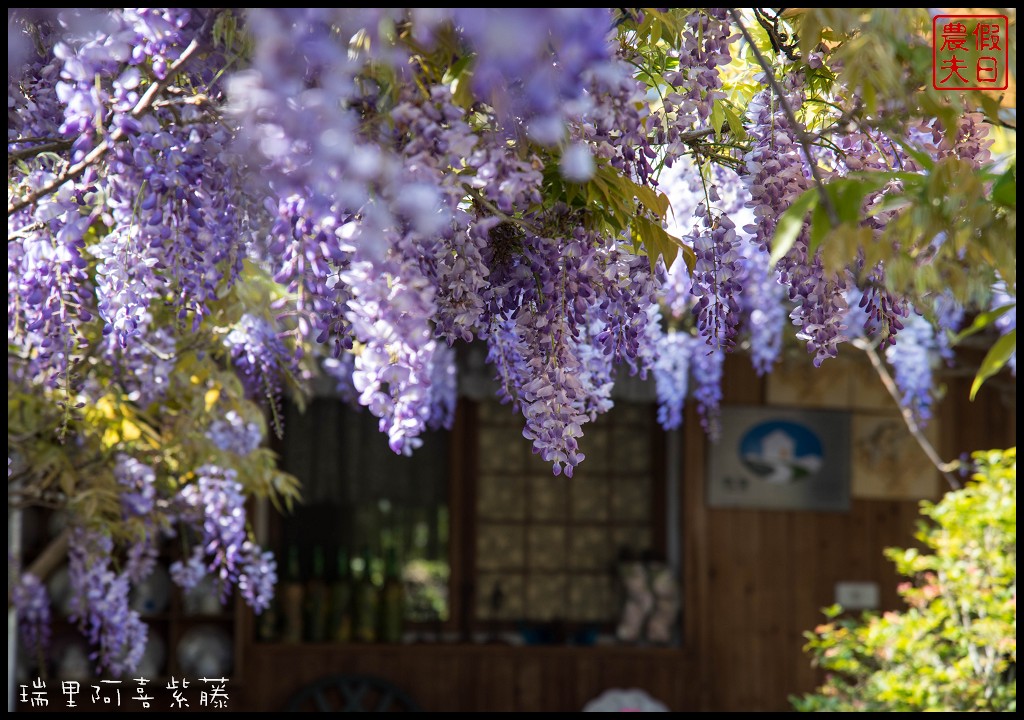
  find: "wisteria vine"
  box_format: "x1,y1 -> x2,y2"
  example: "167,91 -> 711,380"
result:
7,7 -> 1013,676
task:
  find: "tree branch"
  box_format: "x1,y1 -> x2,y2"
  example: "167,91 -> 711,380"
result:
677,127 -> 716,143
728,8 -> 839,227
8,221 -> 46,243
754,7 -> 801,62
852,337 -> 963,491
462,184 -> 543,236
7,139 -> 73,163
8,35 -> 204,218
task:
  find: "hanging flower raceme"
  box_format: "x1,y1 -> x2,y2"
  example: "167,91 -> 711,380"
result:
691,342 -> 725,440
654,329 -> 694,430
743,82 -> 852,367
172,465 -> 277,613
67,528 -> 148,676
884,311 -> 940,426
12,572 -> 52,658
224,314 -> 294,410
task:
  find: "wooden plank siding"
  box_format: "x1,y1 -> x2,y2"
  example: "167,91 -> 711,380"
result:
236,643 -> 694,712
681,350 -> 1015,712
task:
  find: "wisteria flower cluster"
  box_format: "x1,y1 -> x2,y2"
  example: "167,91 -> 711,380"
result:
11,572 -> 52,658
173,465 -> 276,613
66,528 -> 148,676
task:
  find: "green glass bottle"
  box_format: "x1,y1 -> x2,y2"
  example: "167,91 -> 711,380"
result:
378,546 -> 404,644
328,547 -> 353,642
280,545 -> 304,644
257,594 -> 279,643
303,544 -> 329,642
352,545 -> 378,643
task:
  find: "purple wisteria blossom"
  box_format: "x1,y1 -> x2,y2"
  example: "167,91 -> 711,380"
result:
173,465 -> 276,613
207,410 -> 263,456
654,329 -> 694,430
884,311 -> 939,425
691,342 -> 725,440
740,243 -> 787,376
115,453 -> 155,517
67,527 -> 148,675
690,208 -> 743,351
428,343 -> 458,431
931,291 -> 964,364
454,8 -> 614,136
744,81 -> 850,366
225,313 -> 293,404
12,572 -> 52,657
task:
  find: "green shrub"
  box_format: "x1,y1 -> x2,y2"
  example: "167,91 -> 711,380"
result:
794,448 -> 1017,712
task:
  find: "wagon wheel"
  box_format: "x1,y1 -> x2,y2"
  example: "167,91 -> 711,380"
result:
285,674 -> 420,712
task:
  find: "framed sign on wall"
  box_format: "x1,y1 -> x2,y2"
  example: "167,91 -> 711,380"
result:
707,406 -> 851,511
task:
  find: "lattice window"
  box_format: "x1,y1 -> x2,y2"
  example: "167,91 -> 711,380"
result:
474,396 -> 663,625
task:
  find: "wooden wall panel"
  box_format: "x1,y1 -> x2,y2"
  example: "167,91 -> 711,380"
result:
234,644 -> 693,712
682,351 -> 1016,712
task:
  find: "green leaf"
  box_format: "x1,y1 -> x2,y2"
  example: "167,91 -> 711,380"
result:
722,103 -> 747,140
564,181 -> 579,206
770,189 -> 819,266
978,93 -> 1004,127
970,329 -> 1016,400
633,215 -> 693,274
60,470 -> 77,498
891,136 -> 935,171
451,71 -> 475,109
442,53 -> 474,85
710,99 -> 726,138
834,180 -> 871,225
657,191 -> 674,221
632,182 -> 666,216
808,201 -> 831,254
953,304 -> 1016,344
991,163 -> 1016,208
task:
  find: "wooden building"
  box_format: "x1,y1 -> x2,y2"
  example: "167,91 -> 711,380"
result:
218,346 -> 1014,712
15,347 -> 1015,712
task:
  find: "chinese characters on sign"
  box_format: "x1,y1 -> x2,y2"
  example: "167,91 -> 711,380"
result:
933,14 -> 1009,90
17,677 -> 230,710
